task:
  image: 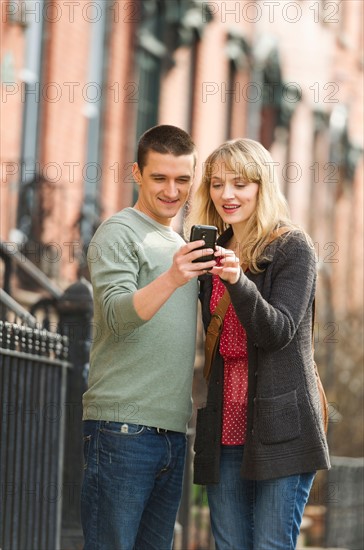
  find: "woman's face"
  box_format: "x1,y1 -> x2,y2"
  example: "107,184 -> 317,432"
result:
209,159 -> 259,228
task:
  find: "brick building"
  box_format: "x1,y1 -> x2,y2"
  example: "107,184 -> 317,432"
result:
1,0 -> 362,301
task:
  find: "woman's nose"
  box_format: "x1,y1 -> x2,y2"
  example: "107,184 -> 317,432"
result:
221,184 -> 234,200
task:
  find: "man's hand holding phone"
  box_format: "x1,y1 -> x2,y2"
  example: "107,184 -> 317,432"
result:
133,229 -> 217,321
163,225 -> 218,289
168,239 -> 216,286
134,239 -> 216,321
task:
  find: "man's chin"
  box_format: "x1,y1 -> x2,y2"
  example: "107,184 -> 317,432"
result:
158,199 -> 179,208
159,203 -> 181,215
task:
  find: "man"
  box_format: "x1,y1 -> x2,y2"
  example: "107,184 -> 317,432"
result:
81,125 -> 216,549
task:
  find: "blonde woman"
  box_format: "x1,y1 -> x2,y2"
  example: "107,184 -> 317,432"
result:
189,138 -> 330,549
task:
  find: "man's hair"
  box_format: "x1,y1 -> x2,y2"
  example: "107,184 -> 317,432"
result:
137,125 -> 197,172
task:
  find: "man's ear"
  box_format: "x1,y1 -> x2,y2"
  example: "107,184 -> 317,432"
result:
132,162 -> 142,186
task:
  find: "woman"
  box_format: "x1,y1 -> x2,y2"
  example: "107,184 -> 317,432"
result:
188,138 -> 330,549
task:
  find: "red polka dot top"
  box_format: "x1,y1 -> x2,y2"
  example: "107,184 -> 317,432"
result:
210,275 -> 248,445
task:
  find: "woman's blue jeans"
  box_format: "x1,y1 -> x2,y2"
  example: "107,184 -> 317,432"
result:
207,445 -> 315,550
80,420 -> 186,550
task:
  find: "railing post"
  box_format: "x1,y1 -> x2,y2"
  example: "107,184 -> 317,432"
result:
56,279 -> 93,546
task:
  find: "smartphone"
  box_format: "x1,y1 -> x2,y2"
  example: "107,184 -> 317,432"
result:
190,225 -> 217,263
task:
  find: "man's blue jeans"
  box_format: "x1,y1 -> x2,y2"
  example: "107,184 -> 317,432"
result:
80,420 -> 186,550
207,445 -> 315,550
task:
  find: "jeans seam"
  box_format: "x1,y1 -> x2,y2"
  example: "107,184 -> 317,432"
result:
286,474 -> 300,550
166,434 -> 172,469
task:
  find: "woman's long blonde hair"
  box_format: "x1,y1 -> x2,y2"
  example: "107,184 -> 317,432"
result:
186,138 -> 299,273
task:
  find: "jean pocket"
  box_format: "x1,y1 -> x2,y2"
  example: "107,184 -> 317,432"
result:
257,390 -> 301,445
83,434 -> 92,470
100,422 -> 146,437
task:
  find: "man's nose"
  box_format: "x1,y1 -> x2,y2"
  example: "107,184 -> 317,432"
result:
164,181 -> 178,197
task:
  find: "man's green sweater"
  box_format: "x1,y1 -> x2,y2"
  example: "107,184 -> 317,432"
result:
83,208 -> 198,433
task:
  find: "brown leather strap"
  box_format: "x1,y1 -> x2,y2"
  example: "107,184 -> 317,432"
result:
311,298 -> 329,433
203,226 -> 290,382
203,289 -> 231,381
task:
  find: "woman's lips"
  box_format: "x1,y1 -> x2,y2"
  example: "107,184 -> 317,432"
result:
222,204 -> 240,213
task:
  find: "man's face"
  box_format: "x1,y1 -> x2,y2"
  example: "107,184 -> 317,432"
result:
132,151 -> 195,226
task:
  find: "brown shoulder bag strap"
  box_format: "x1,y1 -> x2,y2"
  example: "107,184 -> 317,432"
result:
311,298 -> 329,433
203,289 -> 230,381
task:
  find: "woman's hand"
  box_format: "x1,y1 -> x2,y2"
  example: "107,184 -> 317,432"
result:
210,246 -> 241,284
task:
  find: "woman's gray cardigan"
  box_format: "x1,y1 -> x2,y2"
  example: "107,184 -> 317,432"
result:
193,227 -> 331,484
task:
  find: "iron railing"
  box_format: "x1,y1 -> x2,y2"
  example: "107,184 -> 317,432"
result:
0,240 -> 93,549
0,318 -> 71,550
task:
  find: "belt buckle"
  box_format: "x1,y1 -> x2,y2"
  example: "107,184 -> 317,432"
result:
156,427 -> 168,434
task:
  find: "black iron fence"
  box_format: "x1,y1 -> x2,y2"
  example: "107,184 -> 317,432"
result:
0,240 -> 93,549
0,319 -> 71,550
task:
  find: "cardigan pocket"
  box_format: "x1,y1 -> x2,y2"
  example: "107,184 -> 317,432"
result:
257,389 -> 301,445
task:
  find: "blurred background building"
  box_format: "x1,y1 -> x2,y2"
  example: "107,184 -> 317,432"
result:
1,1 -> 363,549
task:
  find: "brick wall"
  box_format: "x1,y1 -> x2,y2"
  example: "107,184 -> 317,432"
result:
39,5 -> 91,282
1,0 -> 362,312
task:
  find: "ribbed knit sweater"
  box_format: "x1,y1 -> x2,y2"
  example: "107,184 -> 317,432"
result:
83,208 -> 198,433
